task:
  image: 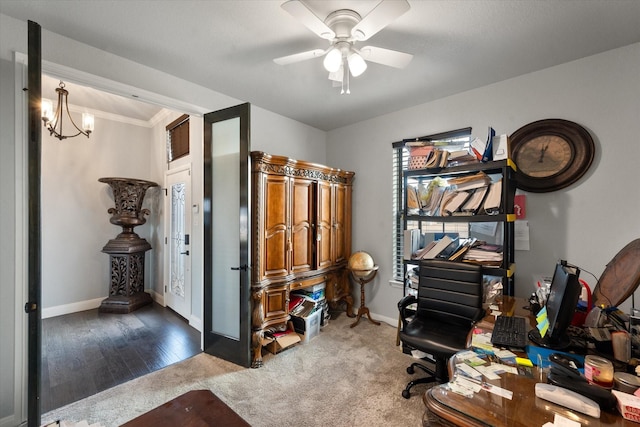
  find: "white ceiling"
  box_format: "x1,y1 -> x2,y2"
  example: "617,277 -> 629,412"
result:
3,0 -> 640,131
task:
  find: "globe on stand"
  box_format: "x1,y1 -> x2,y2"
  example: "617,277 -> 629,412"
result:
347,251 -> 381,328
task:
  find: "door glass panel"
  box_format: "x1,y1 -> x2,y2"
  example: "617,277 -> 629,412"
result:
170,182 -> 186,298
211,117 -> 240,339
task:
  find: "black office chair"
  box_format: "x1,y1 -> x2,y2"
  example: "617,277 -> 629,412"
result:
398,259 -> 485,399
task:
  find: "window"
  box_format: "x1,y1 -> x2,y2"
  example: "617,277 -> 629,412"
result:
391,128 -> 472,282
166,114 -> 190,162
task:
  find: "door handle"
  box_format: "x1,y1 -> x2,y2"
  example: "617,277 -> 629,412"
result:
231,264 -> 248,271
180,250 -> 190,255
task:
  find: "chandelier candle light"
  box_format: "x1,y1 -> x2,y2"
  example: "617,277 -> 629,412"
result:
41,81 -> 94,140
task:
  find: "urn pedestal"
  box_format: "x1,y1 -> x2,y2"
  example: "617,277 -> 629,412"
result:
99,177 -> 158,313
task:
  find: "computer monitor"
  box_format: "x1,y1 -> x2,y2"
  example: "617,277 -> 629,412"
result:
528,260 -> 582,350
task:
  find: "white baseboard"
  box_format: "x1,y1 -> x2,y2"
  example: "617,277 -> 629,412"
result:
42,288 -> 163,319
0,414 -> 22,427
150,289 -> 165,306
371,312 -> 398,328
42,297 -> 104,319
189,315 -> 203,332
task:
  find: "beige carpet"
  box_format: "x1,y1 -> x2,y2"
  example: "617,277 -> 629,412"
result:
42,313 -> 429,427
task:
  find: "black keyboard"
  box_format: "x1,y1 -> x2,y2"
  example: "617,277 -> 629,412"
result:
490,315 -> 528,349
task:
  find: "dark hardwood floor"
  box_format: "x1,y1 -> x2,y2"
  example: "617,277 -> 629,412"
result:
41,302 -> 202,413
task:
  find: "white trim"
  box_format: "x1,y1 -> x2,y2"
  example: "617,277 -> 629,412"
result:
41,297 -> 105,319
15,52 -> 209,118
13,51 -> 28,427
388,279 -> 403,289
371,312 -> 398,328
150,288 -> 165,306
41,96 -> 157,128
189,315 -> 203,333
149,108 -> 175,128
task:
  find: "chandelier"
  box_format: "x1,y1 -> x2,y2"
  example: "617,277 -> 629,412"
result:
41,81 -> 94,140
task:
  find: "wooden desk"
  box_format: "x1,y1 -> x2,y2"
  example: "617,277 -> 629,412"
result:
423,297 -> 634,426
121,390 -> 250,427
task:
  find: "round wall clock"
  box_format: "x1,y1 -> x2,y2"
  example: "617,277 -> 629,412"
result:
509,118 -> 595,193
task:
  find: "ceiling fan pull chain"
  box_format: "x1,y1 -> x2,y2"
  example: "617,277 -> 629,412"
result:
346,65 -> 351,94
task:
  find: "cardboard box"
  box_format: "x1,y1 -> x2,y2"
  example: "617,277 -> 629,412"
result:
291,309 -> 322,343
261,322 -> 301,354
613,390 -> 640,423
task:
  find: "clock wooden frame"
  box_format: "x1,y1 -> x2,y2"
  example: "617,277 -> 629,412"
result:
509,118 -> 595,193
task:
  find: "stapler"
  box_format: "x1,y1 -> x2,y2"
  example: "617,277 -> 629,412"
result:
549,353 -> 583,378
547,352 -> 617,412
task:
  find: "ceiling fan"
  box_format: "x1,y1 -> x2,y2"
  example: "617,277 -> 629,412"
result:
274,0 -> 413,94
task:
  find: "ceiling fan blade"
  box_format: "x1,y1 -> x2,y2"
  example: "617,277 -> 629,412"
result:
281,0 -> 335,40
359,46 -> 413,68
274,49 -> 326,65
351,0 -> 410,41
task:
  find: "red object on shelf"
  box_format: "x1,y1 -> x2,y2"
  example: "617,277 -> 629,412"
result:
514,194 -> 526,219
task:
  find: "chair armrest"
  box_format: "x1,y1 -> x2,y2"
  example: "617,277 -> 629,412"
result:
398,295 -> 417,329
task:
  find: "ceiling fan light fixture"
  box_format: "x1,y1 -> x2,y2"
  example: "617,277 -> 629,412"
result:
323,47 -> 342,72
347,51 -> 367,77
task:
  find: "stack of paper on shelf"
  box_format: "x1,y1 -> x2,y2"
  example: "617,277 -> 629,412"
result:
448,172 -> 491,192
442,191 -> 471,216
289,294 -> 305,313
421,186 -> 446,216
447,149 -> 479,166
413,235 -> 455,259
407,186 -> 420,212
460,187 -> 488,214
447,238 -> 476,261
464,243 -> 503,266
425,149 -> 450,168
290,299 -> 317,318
482,179 -> 502,214
436,236 -> 461,259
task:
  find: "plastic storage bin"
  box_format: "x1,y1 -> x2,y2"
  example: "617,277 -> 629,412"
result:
291,309 -> 322,343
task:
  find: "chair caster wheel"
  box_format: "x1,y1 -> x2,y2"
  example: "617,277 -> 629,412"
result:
407,366 -> 414,374
402,389 -> 411,399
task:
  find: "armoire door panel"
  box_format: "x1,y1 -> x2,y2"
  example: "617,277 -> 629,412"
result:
290,178 -> 314,274
263,285 -> 288,320
262,174 -> 289,278
332,183 -> 348,264
316,181 -> 332,270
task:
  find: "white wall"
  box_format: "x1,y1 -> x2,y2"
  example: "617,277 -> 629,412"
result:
41,112 -> 156,313
327,42 -> 640,325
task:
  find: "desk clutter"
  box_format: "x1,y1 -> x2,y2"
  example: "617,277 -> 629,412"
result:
421,241 -> 640,425
452,337 -> 640,422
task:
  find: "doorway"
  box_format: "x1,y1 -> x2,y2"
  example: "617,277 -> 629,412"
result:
28,59 -> 207,416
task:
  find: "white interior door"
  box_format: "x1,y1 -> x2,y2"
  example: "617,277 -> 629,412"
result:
165,167 -> 192,319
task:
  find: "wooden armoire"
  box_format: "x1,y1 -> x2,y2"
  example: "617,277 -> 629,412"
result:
250,151 -> 355,367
